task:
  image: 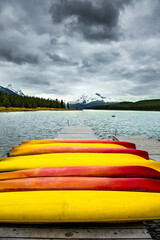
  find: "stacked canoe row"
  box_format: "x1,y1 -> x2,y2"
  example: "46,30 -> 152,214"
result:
0,139 -> 160,223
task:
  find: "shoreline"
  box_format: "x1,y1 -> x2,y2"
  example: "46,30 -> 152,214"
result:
0,107 -> 78,112
85,108 -> 160,112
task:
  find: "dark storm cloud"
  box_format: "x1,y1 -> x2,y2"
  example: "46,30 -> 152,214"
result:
0,0 -> 159,101
50,0 -> 131,41
0,0 -> 42,66
0,48 -> 39,65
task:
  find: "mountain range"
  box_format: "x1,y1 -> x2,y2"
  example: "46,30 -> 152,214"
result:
69,93 -> 117,109
0,85 -> 24,96
0,86 -> 116,109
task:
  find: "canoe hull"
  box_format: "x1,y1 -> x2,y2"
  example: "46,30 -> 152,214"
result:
14,143 -> 127,149
0,177 -> 160,192
9,147 -> 149,159
0,153 -> 159,172
0,165 -> 159,180
0,191 -> 160,223
22,139 -> 136,149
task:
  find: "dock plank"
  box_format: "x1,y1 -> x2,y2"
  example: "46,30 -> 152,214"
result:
56,126 -> 97,139
0,224 -> 151,239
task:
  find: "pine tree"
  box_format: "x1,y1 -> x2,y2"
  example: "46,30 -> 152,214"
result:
60,100 -> 65,108
67,102 -> 70,109
3,95 -> 11,108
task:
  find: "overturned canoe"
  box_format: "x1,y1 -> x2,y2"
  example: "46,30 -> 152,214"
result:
0,177 -> 160,192
13,143 -> 127,149
0,153 -> 159,172
2,153 -> 148,162
0,165 -> 159,180
22,139 -> 136,149
0,191 -> 160,223
9,147 -> 149,159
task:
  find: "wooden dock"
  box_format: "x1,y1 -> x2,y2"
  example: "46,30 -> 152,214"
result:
56,126 -> 97,139
0,126 -> 155,240
0,223 -> 151,240
113,135 -> 160,240
113,135 -> 160,162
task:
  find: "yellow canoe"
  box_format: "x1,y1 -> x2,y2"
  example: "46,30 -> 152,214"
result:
0,190 -> 159,223
13,143 -> 126,149
10,143 -> 126,156
1,153 -> 147,162
21,139 -> 136,149
1,153 -> 160,172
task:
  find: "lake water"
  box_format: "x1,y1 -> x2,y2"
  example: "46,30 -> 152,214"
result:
0,110 -> 160,158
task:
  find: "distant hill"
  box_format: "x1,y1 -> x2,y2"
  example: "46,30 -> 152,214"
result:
86,99 -> 160,111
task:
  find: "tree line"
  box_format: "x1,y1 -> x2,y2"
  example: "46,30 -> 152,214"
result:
0,91 -> 69,109
85,99 -> 160,111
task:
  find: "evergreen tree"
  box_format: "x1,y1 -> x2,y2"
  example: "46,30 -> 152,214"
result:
60,100 -> 65,108
67,102 -> 70,109
2,95 -> 11,108
0,90 -> 65,109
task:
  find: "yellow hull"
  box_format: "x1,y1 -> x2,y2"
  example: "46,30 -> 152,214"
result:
10,143 -> 126,156
0,191 -> 159,223
1,153 -> 160,172
1,153 -> 144,162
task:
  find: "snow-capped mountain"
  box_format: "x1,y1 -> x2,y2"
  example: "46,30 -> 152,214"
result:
7,84 -> 24,96
0,85 -> 18,96
69,93 -> 117,109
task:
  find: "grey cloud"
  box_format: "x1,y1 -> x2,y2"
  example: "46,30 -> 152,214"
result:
81,50 -> 120,69
21,76 -> 51,87
0,0 -> 50,65
127,84 -> 158,96
46,53 -> 78,66
50,0 -> 131,41
50,37 -> 70,47
93,51 -> 120,63
0,48 -> 39,65
0,0 -> 159,101
81,60 -> 92,68
121,0 -> 160,40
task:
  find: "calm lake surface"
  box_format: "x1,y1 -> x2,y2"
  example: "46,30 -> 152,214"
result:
0,110 -> 160,158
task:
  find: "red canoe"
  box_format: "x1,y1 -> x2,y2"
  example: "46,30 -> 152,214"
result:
22,139 -> 136,149
9,147 -> 149,159
0,166 -> 159,180
0,177 -> 160,192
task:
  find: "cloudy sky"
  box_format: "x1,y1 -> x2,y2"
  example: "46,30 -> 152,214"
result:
0,0 -> 160,102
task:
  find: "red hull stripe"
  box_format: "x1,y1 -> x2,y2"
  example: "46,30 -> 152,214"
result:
9,147 -> 149,159
0,177 -> 160,192
0,166 -> 159,180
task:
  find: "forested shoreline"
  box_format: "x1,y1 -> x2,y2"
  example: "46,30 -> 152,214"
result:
85,99 -> 160,111
0,91 -> 66,109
